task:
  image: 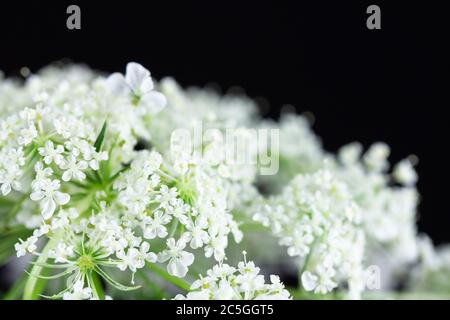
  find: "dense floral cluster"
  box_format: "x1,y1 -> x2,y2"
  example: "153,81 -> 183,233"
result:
0,62 -> 448,300
332,143 -> 420,272
175,252 -> 291,300
253,170 -> 365,298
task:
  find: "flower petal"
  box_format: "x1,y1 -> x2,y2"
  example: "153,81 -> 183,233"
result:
125,62 -> 153,93
301,271 -> 318,292
55,191 -> 70,205
167,258 -> 188,278
41,197 -> 56,219
141,92 -> 167,113
106,73 -> 129,95
30,190 -> 44,201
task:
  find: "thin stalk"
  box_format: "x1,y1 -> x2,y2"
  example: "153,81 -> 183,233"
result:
86,270 -> 105,300
23,232 -> 62,300
145,262 -> 190,292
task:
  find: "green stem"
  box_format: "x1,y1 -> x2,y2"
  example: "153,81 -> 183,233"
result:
145,262 -> 190,292
23,232 -> 62,300
168,219 -> 179,238
297,241 -> 317,290
87,270 -> 105,300
239,222 -> 268,233
136,270 -> 167,299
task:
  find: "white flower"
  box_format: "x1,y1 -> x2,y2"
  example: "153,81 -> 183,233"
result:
117,242 -> 157,273
63,279 -> 92,300
18,124 -> 38,146
106,62 -> 166,113
338,143 -> 362,165
64,138 -> 92,158
335,142 -> 420,271
86,150 -> 108,170
0,165 -> 22,195
142,211 -> 171,239
301,271 -> 318,292
32,161 -> 53,190
7,147 -> 26,166
130,150 -> 162,176
158,238 -> 194,278
38,140 -> 65,166
14,236 -> 38,257
155,185 -> 178,210
301,266 -> 338,294
177,255 -> 291,300
60,155 -> 88,182
252,170 -> 363,296
48,243 -> 74,263
363,142 -> 390,172
30,179 -> 70,219
393,158 -> 418,186
118,178 -> 152,214
51,208 -> 79,230
139,241 -> 158,263
168,198 -> 190,224
204,235 -> 227,261
184,215 -> 209,249
117,248 -> 143,272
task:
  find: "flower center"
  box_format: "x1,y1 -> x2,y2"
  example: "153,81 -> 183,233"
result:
177,178 -> 196,206
76,254 -> 95,272
131,94 -> 141,106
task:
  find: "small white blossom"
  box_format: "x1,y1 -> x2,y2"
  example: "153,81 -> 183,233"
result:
14,236 -> 38,257
142,211 -> 171,239
393,158 -> 418,186
0,165 -> 22,195
176,255 -> 291,300
38,140 -> 65,166
48,243 -> 75,263
30,179 -> 70,219
158,238 -> 194,278
106,62 -> 166,113
18,124 -> 38,146
63,280 -> 92,300
60,155 -> 88,182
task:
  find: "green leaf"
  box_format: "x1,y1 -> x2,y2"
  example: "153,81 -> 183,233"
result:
94,120 -> 107,152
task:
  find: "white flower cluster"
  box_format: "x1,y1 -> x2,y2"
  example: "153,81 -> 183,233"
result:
113,146 -> 243,276
1,61 -> 448,300
175,252 -> 291,300
253,170 -> 365,298
254,112 -> 423,292
332,143 -> 420,269
150,78 -> 261,211
0,62 -> 259,300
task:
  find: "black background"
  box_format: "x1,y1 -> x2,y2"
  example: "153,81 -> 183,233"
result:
0,1 -> 449,244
